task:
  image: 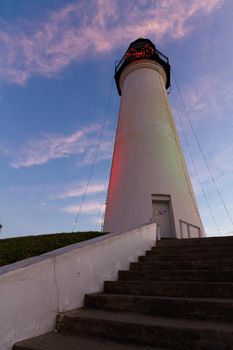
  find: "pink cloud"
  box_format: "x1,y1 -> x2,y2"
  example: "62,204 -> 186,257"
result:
9,124 -> 113,168
56,182 -> 106,199
0,0 -> 223,84
63,201 -> 105,214
173,74 -> 233,124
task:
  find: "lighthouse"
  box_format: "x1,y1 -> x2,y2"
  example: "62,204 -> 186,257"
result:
104,38 -> 204,239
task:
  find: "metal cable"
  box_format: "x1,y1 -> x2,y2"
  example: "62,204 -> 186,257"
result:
72,78 -> 114,231
171,71 -> 221,235
172,70 -> 233,230
100,91 -> 120,232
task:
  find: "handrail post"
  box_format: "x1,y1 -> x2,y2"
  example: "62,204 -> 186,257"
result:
180,221 -> 183,239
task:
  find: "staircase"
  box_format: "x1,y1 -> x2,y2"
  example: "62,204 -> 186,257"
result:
14,236 -> 233,350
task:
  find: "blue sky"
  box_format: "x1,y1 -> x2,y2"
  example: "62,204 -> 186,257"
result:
0,0 -> 233,238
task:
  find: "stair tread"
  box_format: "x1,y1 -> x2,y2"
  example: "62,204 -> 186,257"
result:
130,261 -> 233,269
63,308 -> 233,331
120,269 -> 233,280
86,293 -> 233,304
124,269 -> 233,272
84,293 -> 233,322
106,280 -> 233,285
152,245 -> 233,252
140,256 -> 233,262
104,280 -> 233,298
157,237 -> 233,245
133,259 -> 233,263
144,254 -> 233,259
14,332 -> 162,350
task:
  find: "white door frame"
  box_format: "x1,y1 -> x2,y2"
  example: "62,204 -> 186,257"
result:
151,194 -> 176,238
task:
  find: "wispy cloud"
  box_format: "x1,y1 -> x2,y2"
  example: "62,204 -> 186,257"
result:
55,182 -> 106,199
179,126 -> 233,198
179,75 -> 233,120
171,72 -> 233,210
7,124 -> 113,168
0,0 -> 223,84
172,73 -> 233,178
63,200 -> 105,214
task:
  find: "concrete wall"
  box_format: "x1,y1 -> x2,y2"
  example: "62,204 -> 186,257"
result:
104,59 -> 204,237
0,223 -> 156,350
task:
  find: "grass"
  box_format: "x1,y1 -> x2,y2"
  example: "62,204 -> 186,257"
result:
0,231 -> 106,268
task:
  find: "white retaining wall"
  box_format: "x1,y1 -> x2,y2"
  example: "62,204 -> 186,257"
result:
0,223 -> 157,350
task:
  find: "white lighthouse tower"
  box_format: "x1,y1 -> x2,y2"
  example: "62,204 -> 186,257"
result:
104,38 -> 204,239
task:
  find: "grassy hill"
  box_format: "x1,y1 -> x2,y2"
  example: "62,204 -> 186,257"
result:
0,231 -> 106,268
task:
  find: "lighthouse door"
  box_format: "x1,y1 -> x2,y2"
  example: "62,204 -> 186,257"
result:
152,200 -> 172,238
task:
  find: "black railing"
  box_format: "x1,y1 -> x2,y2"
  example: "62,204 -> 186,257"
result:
115,48 -> 169,75
114,39 -> 170,95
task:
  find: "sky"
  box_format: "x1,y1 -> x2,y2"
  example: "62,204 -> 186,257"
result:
0,0 -> 233,238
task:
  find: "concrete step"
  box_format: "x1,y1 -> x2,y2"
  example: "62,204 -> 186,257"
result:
150,244 -> 233,255
156,236 -> 233,248
57,308 -> 233,350
13,332 -> 162,350
118,269 -> 233,282
84,293 -> 233,322
140,252 -> 233,262
130,260 -> 233,270
104,280 -> 233,298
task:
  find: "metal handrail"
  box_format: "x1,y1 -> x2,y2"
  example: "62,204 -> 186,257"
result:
179,219 -> 201,238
